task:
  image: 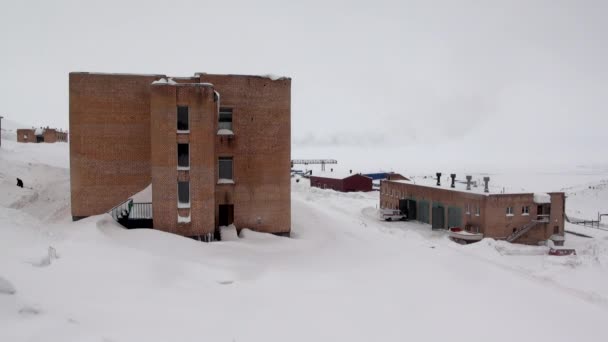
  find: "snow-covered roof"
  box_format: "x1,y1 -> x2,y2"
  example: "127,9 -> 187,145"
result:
534,193 -> 551,204
309,170 -> 370,180
387,176 -> 537,196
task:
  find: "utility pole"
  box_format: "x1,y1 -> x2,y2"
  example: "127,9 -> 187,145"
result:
0,115 -> 3,147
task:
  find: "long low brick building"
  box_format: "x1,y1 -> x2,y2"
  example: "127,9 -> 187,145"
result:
70,72 -> 291,241
17,127 -> 68,143
380,174 -> 565,245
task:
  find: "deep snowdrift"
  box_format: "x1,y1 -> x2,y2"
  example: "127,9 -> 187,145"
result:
1,142 -> 608,342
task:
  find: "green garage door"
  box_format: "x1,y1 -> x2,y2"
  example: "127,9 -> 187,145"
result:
418,200 -> 430,224
432,205 -> 445,229
448,206 -> 462,228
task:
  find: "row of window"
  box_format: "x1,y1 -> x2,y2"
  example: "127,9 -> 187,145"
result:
177,106 -> 233,131
177,157 -> 233,206
506,206 -> 530,216
177,143 -> 232,179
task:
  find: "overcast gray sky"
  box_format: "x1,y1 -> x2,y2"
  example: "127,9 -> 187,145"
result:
1,0 -> 606,171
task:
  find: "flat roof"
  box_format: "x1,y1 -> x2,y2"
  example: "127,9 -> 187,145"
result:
310,170 -> 370,180
386,177 -> 542,197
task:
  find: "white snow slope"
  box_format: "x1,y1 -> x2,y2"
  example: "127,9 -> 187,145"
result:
1,141 -> 608,342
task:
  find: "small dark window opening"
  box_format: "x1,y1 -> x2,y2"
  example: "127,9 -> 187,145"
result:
219,157 -> 233,180
178,144 -> 189,168
554,226 -> 559,234
178,181 -> 189,204
219,108 -> 233,131
177,106 -> 189,131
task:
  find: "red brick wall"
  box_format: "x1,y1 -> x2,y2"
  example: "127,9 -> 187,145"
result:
70,72 -> 162,218
150,83 -> 217,237
380,180 -> 565,244
200,74 -> 291,235
16,129 -> 36,143
310,176 -> 344,191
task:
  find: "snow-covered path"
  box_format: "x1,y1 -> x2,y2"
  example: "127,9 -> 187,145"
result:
1,141 -> 608,341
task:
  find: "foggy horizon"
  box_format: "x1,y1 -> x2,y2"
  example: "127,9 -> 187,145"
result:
2,0 -> 606,169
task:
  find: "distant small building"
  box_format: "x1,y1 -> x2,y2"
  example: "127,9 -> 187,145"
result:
17,127 -> 68,143
310,170 -> 373,192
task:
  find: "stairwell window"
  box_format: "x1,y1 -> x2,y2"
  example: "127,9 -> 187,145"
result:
506,206 -> 514,216
177,106 -> 189,132
218,108 -> 233,133
465,203 -> 471,215
522,206 -> 530,216
475,206 -> 480,216
218,157 -> 233,183
178,181 -> 190,208
177,144 -> 189,170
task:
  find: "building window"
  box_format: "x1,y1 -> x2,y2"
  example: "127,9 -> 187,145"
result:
177,144 -> 189,169
522,206 -> 530,215
475,206 -> 480,216
554,226 -> 559,234
219,108 -> 233,131
177,106 -> 189,131
506,207 -> 513,216
178,181 -> 190,207
465,203 -> 471,215
219,157 -> 233,180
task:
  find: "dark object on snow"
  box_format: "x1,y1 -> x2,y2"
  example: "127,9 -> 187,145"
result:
16,178 -> 24,188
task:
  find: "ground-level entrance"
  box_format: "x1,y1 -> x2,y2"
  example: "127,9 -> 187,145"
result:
432,204 -> 445,229
218,204 -> 234,227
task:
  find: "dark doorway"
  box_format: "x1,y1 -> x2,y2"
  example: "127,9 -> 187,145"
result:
407,199 -> 417,220
399,199 -> 408,218
36,135 -> 44,143
219,204 -> 234,227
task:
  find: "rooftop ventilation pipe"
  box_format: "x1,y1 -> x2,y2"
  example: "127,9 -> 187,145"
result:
450,174 -> 456,188
350,170 -> 352,174
466,175 -> 472,190
436,172 -> 442,186
483,176 -> 490,193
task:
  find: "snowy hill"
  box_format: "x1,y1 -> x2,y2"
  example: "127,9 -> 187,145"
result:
1,143 -> 608,341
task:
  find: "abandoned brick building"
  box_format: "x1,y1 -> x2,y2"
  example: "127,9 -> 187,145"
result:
380,174 -> 565,245
70,72 -> 291,240
17,127 -> 68,143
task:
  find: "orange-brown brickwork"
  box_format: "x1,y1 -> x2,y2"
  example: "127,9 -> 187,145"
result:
380,180 -> 565,245
70,72 -> 291,239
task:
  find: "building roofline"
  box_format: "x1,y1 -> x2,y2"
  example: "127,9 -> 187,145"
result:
195,72 -> 291,81
70,71 -> 166,77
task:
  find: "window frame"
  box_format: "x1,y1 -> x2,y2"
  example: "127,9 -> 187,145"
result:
218,107 -> 233,131
218,156 -> 234,181
177,105 -> 189,132
522,205 -> 530,215
177,181 -> 190,208
177,143 -> 190,170
506,206 -> 514,216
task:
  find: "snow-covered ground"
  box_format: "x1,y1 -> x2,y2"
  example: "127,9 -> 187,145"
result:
2,137 -> 608,341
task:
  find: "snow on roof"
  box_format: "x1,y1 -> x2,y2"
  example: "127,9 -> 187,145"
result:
151,78 -> 168,85
534,193 -> 551,204
34,128 -> 44,135
261,74 -> 288,81
309,170 -> 369,180
388,176 -> 529,196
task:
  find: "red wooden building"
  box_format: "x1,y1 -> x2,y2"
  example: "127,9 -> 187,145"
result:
310,171 -> 373,192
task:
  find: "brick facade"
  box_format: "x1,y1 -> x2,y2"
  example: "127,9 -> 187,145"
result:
17,128 -> 67,143
380,180 -> 565,244
70,72 -> 291,239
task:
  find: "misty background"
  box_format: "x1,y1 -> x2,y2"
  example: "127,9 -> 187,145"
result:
1,0 -> 606,172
